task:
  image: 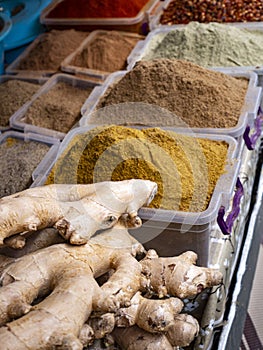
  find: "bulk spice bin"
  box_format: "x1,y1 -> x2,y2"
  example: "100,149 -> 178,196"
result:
148,0 -> 263,31
9,73 -> 103,140
60,30 -> 144,81
0,74 -> 48,132
79,69 -> 262,156
0,130 -> 60,198
5,29 -> 89,77
40,0 -> 160,34
31,123 -> 241,267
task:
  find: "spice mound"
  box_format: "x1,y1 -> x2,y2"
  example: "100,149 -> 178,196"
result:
96,59 -> 248,128
46,0 -> 150,18
0,138 -> 50,198
22,82 -> 93,133
159,0 -> 263,25
72,31 -> 141,73
46,125 -> 228,212
142,22 -> 263,67
16,29 -> 88,71
0,80 -> 40,127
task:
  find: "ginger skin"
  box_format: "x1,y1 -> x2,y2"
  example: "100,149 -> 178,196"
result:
0,180 -> 223,350
140,250 -> 223,298
0,227 -> 143,349
0,180 -> 157,247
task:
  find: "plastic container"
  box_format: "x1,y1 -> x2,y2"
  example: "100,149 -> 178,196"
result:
0,130 -> 60,186
5,32 -> 63,77
79,69 -> 262,154
40,0 -> 159,35
10,73 -> 103,140
148,0 -> 263,31
32,124 -> 240,266
147,2 -> 263,75
61,30 -> 144,81
127,24 -> 263,74
0,74 -> 48,132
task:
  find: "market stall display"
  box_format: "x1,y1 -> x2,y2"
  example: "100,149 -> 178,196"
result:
0,0 -> 262,349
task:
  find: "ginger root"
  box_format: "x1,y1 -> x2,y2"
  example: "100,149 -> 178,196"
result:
0,230 -> 222,349
140,249 -> 223,298
0,179 -> 157,247
0,180 -> 223,349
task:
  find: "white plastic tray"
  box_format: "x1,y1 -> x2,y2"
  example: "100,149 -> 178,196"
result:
79,69 -> 262,141
10,73 -> 103,140
61,30 -> 144,81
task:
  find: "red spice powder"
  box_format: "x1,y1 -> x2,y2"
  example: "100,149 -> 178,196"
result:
47,0 -> 150,19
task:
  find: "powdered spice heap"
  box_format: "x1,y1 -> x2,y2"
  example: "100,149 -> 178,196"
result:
141,22 -> 263,67
23,82 -> 93,134
72,31 -> 141,72
0,80 -> 40,127
0,138 -> 50,197
16,29 -> 88,71
97,59 -> 248,128
46,125 -> 228,212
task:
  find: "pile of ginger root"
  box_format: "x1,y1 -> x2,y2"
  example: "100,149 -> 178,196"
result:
0,180 -> 223,349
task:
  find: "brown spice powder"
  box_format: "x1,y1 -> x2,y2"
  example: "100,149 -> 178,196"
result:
96,59 -> 248,128
23,82 -> 93,133
17,29 -> 88,71
46,125 -> 228,212
72,31 -> 141,73
0,80 -> 40,127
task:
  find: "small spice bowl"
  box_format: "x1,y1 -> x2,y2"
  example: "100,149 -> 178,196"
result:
9,73 -> 103,140
61,30 -> 145,81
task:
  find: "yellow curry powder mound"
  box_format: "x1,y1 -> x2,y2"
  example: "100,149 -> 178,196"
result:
46,125 -> 229,212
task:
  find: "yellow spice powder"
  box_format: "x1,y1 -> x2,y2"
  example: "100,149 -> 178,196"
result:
46,125 -> 228,212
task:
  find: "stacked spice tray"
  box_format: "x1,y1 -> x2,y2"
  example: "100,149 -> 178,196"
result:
0,75 -> 48,133
40,0 -> 159,34
138,20 -> 263,75
79,69 -> 262,157
60,30 -> 145,81
0,130 -> 60,198
9,73 -> 103,140
32,123 -> 241,267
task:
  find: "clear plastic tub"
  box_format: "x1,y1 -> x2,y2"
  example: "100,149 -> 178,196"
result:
0,74 -> 48,132
6,31 -> 88,77
127,24 -> 263,74
0,130 -> 60,191
40,0 -> 159,35
10,73 -> 103,140
149,0 -> 263,32
32,124 -> 240,266
147,2 -> 263,75
5,32 -> 58,77
79,69 -> 262,149
61,30 -> 144,81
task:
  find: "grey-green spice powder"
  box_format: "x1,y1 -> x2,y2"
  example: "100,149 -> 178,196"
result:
142,22 -> 263,67
0,138 -> 50,198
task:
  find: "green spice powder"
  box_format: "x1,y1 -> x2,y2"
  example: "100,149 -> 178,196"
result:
141,22 -> 263,67
46,125 -> 228,212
